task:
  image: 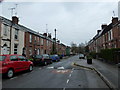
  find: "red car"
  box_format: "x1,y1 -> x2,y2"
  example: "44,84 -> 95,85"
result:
0,54 -> 33,78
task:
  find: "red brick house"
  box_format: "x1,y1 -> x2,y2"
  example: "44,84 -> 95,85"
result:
88,17 -> 120,53
0,16 -> 68,58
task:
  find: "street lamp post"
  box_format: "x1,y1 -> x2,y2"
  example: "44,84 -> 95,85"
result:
54,29 -> 57,54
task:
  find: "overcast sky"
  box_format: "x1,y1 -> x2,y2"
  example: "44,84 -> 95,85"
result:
0,0 -> 119,46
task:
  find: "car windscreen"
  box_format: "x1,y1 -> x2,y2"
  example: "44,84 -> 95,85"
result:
54,55 -> 58,57
42,55 -> 49,59
0,56 -> 6,61
80,54 -> 84,57
35,55 -> 42,59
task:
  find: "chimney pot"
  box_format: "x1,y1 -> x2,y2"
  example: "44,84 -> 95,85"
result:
12,16 -> 19,24
112,17 -> 118,24
97,30 -> 101,34
43,33 -> 47,37
48,33 -> 51,38
101,24 -> 107,30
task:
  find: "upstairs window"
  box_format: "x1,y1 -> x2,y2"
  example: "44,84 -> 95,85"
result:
4,24 -> 8,36
14,29 -> 19,40
41,38 -> 43,45
108,30 -> 113,41
29,34 -> 32,43
34,36 -> 37,43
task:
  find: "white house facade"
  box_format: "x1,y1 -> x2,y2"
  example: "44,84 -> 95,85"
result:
0,16 -> 25,55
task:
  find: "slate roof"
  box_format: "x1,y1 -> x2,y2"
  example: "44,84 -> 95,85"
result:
0,16 -> 55,42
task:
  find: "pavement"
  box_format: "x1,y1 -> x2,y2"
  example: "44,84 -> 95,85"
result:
2,55 -> 111,89
74,55 -> 119,90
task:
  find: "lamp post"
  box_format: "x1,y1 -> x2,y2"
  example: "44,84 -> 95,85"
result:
54,29 -> 57,54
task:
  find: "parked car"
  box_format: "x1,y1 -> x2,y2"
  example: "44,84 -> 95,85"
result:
79,54 -> 85,59
50,54 -> 60,62
31,54 -> 52,65
58,54 -> 64,59
42,54 -> 52,64
0,54 -> 33,78
31,55 -> 45,66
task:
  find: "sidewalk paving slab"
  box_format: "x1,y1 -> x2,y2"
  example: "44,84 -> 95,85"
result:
74,58 -> 119,89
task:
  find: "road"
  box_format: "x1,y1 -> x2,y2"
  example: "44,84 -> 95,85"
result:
2,55 -> 109,89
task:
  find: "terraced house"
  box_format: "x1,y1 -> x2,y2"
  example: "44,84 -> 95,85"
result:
0,16 -> 25,55
88,17 -> 120,53
0,16 -> 68,58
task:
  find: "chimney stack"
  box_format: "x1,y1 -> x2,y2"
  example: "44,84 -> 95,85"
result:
43,33 -> 47,37
112,17 -> 118,24
97,30 -> 101,34
57,40 -> 60,43
101,24 -> 107,30
48,33 -> 51,38
12,16 -> 19,24
53,38 -> 56,41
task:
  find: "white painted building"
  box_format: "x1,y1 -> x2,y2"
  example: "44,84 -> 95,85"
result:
0,16 -> 25,55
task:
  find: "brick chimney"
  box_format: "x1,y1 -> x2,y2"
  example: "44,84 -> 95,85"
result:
48,33 -> 51,38
12,16 -> 19,24
112,17 -> 118,24
97,30 -> 101,34
101,24 -> 107,30
53,38 -> 56,41
43,33 -> 47,37
57,40 -> 60,43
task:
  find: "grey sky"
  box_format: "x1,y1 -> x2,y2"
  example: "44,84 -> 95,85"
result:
0,1 -> 118,46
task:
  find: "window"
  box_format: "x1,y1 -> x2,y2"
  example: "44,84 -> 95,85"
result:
108,30 -> 113,41
29,48 -> 32,56
4,24 -> 8,36
41,38 -> 43,45
29,34 -> 32,43
47,40 -> 49,46
10,55 -> 18,61
14,44 -> 18,54
0,56 -> 6,61
37,49 -> 40,55
34,36 -> 37,43
41,48 -> 44,54
18,56 -> 27,61
38,37 -> 40,43
35,36 -> 36,41
14,29 -> 19,40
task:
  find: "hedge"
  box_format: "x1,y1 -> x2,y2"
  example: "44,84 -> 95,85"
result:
89,48 -> 120,63
100,48 -> 120,63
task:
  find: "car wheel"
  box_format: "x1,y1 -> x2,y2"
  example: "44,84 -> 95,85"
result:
7,69 -> 14,78
29,65 -> 33,72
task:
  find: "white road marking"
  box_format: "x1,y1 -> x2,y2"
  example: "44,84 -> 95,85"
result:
66,79 -> 69,83
71,71 -> 73,73
69,74 -> 72,77
72,68 -> 74,70
63,87 -> 66,90
10,77 -> 17,80
57,67 -> 64,70
47,67 -> 54,69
